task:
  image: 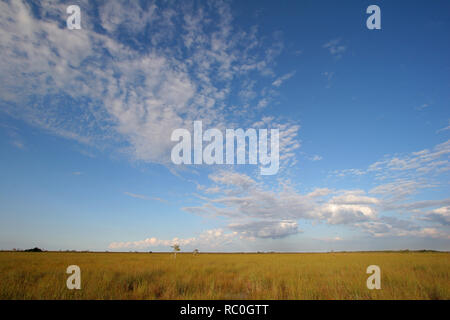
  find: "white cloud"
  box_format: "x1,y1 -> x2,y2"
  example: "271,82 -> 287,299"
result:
3,1 -> 447,249
382,198 -> 450,212
370,140 -> 450,174
356,219 -> 449,239
330,191 -> 379,205
0,0 -> 299,167
1,124 -> 25,149
314,236 -> 343,242
436,120 -> 450,133
109,228 -> 238,250
124,192 -> 167,203
334,140 -> 450,184
272,71 -> 295,87
322,71 -> 334,81
307,188 -> 332,198
228,220 -> 300,239
322,203 -> 376,225
323,38 -> 346,58
415,103 -> 430,111
184,171 -> 381,235
184,169 -> 450,241
124,192 -> 150,200
209,171 -> 257,190
370,180 -> 429,200
423,206 -> 450,226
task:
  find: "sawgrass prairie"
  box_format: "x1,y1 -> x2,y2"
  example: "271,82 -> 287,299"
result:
0,251 -> 448,299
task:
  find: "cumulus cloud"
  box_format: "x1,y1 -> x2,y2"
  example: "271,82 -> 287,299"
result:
111,163 -> 449,246
183,170 -> 449,241
184,171 -> 382,237
109,228 -> 238,250
332,141 -> 450,218
228,220 -> 300,239
322,203 -> 376,225
185,171 -> 320,222
307,188 -> 332,198
329,191 -> 379,205
422,206 -> 450,226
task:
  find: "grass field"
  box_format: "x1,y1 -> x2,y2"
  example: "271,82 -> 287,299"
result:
0,251 -> 448,299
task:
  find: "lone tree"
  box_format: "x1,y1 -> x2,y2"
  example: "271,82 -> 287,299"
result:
193,248 -> 199,256
171,244 -> 180,259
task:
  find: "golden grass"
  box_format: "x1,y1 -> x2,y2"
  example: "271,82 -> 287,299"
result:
0,251 -> 448,299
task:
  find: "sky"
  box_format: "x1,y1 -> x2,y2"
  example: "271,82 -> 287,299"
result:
0,0 -> 449,252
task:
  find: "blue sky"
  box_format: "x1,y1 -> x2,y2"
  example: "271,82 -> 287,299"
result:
0,0 -> 449,252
